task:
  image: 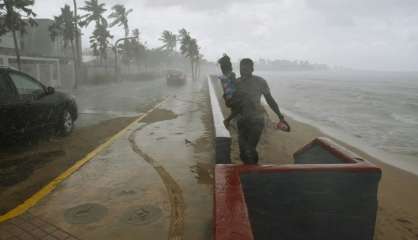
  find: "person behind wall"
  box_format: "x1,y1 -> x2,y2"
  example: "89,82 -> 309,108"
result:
233,58 -> 290,164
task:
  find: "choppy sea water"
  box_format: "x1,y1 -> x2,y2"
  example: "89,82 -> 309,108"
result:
258,70 -> 418,174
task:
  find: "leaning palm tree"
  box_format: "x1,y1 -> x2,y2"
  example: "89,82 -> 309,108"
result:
109,4 -> 132,70
0,0 -> 37,70
130,28 -> 146,69
80,0 -> 110,64
79,0 -> 107,27
178,28 -> 201,80
159,30 -> 177,52
49,5 -> 77,53
108,4 -> 132,38
72,0 -> 82,89
187,38 -> 200,81
49,5 -> 78,86
132,28 -> 139,38
89,21 -> 112,66
178,28 -> 191,56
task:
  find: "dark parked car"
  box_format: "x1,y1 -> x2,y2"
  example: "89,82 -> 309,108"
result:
0,67 -> 78,142
166,70 -> 187,86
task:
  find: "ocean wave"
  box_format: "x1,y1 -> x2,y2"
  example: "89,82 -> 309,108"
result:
381,145 -> 418,156
270,71 -> 418,167
404,102 -> 418,111
390,113 -> 418,125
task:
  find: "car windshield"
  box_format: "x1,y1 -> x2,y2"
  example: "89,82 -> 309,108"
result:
0,1 -> 417,240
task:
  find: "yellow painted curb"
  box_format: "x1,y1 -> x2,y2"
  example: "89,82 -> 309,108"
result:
0,99 -> 166,223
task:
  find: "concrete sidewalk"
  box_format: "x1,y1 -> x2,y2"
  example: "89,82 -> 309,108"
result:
0,82 -> 214,240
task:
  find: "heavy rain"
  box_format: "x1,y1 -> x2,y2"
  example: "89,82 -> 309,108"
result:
0,1 -> 418,240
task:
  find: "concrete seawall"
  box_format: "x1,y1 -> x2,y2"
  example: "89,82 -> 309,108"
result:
207,75 -> 231,164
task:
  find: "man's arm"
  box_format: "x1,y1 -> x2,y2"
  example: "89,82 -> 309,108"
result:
262,80 -> 284,120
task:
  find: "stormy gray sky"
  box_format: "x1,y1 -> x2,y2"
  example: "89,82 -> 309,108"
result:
34,0 -> 418,71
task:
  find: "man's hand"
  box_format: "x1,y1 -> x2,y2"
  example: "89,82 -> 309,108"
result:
276,119 -> 291,132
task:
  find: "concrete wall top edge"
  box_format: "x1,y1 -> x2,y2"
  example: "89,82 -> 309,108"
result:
208,75 -> 231,138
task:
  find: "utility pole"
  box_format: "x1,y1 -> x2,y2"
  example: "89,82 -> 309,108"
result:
73,0 -> 82,89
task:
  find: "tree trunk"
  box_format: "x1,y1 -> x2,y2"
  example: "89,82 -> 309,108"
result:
104,54 -> 108,72
19,32 -> 25,52
124,25 -> 129,72
196,61 -> 201,81
114,47 -> 118,81
190,60 -> 194,81
193,60 -> 198,81
71,40 -> 77,86
12,30 -> 22,70
73,0 -> 82,89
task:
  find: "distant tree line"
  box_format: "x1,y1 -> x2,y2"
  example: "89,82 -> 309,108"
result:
0,0 -> 204,89
256,59 -> 329,71
47,0 -> 203,85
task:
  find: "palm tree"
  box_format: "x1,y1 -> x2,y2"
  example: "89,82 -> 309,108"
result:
89,21 -> 112,65
0,0 -> 37,70
109,4 -> 132,71
188,38 -> 200,81
80,0 -> 111,64
79,0 -> 107,27
178,28 -> 201,81
72,0 -> 82,89
129,28 -> 145,70
159,30 -> 177,69
159,30 -> 177,52
108,4 -> 132,38
178,28 -> 191,56
178,28 -> 192,75
132,28 -> 140,39
49,5 -> 78,85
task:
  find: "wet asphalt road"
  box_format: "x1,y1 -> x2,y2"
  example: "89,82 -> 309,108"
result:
67,78 -> 168,128
2,77 -> 213,240
0,76 -> 203,214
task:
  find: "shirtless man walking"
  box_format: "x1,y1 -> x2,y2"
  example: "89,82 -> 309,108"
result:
233,58 -> 289,164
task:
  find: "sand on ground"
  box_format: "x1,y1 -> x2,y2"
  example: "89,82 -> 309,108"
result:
227,107 -> 418,240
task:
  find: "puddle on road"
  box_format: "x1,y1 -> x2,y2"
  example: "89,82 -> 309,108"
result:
192,134 -> 212,154
79,109 -> 140,117
120,205 -> 163,226
108,187 -> 144,201
190,162 -> 213,185
64,203 -> 108,224
141,109 -> 178,124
